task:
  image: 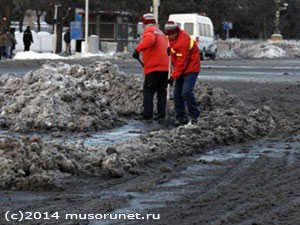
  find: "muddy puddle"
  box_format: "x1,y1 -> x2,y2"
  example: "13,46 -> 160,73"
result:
88,135 -> 300,225
0,120 -> 161,147
0,119 -> 162,203
1,131 -> 299,224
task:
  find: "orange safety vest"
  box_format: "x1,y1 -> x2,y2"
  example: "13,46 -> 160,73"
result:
169,29 -> 201,79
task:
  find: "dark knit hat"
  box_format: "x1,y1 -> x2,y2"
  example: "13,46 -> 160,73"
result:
164,21 -> 179,35
141,13 -> 156,25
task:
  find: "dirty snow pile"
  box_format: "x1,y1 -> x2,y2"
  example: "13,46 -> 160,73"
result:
57,61 -> 144,115
0,61 -> 286,190
236,40 -> 300,59
56,61 -> 247,115
0,61 -> 246,130
0,62 -> 123,132
220,40 -> 300,59
0,61 -> 280,190
0,135 -> 108,190
217,49 -> 239,59
0,105 -> 279,190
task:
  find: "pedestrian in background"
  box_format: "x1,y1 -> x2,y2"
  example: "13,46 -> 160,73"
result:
9,28 -> 17,58
64,29 -> 71,55
132,13 -> 169,124
5,29 -> 17,59
0,29 -> 7,61
164,21 -> 201,126
23,26 -> 33,51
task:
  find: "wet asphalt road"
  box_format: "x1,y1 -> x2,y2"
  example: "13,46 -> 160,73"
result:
1,57 -> 300,225
116,58 -> 300,83
0,58 -> 300,83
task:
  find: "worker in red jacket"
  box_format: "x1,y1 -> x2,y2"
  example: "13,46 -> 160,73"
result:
132,13 -> 169,123
164,21 -> 201,126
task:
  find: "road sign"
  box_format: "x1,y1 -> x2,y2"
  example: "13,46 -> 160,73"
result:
223,23 -> 230,30
71,21 -> 82,40
223,22 -> 233,30
75,8 -> 83,22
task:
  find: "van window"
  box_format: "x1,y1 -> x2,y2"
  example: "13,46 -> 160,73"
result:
184,23 -> 194,35
199,24 -> 212,37
206,24 -> 211,37
199,23 -> 205,37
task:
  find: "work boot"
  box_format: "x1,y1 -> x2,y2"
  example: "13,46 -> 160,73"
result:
157,118 -> 166,125
174,120 -> 188,127
191,117 -> 198,125
142,116 -> 153,123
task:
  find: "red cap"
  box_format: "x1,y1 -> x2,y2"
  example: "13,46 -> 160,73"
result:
141,13 -> 156,25
164,21 -> 179,35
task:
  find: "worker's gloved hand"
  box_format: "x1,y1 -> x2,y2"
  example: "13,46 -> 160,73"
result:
167,47 -> 170,56
132,49 -> 140,59
167,77 -> 174,86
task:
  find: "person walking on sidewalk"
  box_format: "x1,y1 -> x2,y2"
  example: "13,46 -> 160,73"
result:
132,13 -> 169,123
23,26 -> 33,51
164,21 -> 201,126
8,28 -> 17,58
5,29 -> 17,59
64,29 -> 71,55
0,29 -> 7,61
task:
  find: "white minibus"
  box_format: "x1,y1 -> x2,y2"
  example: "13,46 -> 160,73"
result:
168,13 -> 217,59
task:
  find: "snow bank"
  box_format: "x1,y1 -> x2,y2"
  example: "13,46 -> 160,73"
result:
14,31 -> 117,55
15,31 -> 76,53
0,62 -> 124,132
235,42 -> 287,58
0,105 -> 278,190
0,62 -> 283,190
14,51 -> 111,60
14,51 -> 65,60
218,40 -> 300,59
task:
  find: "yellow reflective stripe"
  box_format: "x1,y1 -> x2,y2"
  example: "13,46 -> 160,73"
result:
176,53 -> 183,56
171,48 -> 176,53
190,38 -> 194,50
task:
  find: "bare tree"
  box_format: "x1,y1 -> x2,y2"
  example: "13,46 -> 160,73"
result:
31,0 -> 49,31
13,0 -> 34,32
0,0 -> 13,28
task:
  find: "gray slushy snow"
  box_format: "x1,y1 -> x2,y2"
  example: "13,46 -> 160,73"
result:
0,61 -> 283,190
0,62 -> 124,132
218,40 -> 300,59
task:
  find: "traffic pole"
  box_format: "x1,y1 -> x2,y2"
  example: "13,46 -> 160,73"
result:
85,0 -> 89,53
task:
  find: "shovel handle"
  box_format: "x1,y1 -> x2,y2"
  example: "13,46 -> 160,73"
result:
137,57 -> 144,67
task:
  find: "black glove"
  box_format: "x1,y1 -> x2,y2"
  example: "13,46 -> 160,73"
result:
132,49 -> 140,59
167,47 -> 170,56
167,77 -> 174,86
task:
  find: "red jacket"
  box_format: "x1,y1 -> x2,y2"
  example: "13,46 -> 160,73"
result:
169,29 -> 201,79
136,24 -> 169,75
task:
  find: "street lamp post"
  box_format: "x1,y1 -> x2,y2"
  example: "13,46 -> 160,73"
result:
152,0 -> 160,24
85,0 -> 89,53
271,0 -> 288,41
53,4 -> 61,53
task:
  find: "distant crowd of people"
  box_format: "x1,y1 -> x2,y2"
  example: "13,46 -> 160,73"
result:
0,26 -> 34,61
0,28 -> 17,61
0,25 -> 73,60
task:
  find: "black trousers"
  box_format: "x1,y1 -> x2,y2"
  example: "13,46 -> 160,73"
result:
143,71 -> 168,119
24,45 -> 31,51
0,46 -> 5,60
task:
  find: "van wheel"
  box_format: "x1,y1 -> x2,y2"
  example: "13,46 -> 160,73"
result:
210,53 -> 216,60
